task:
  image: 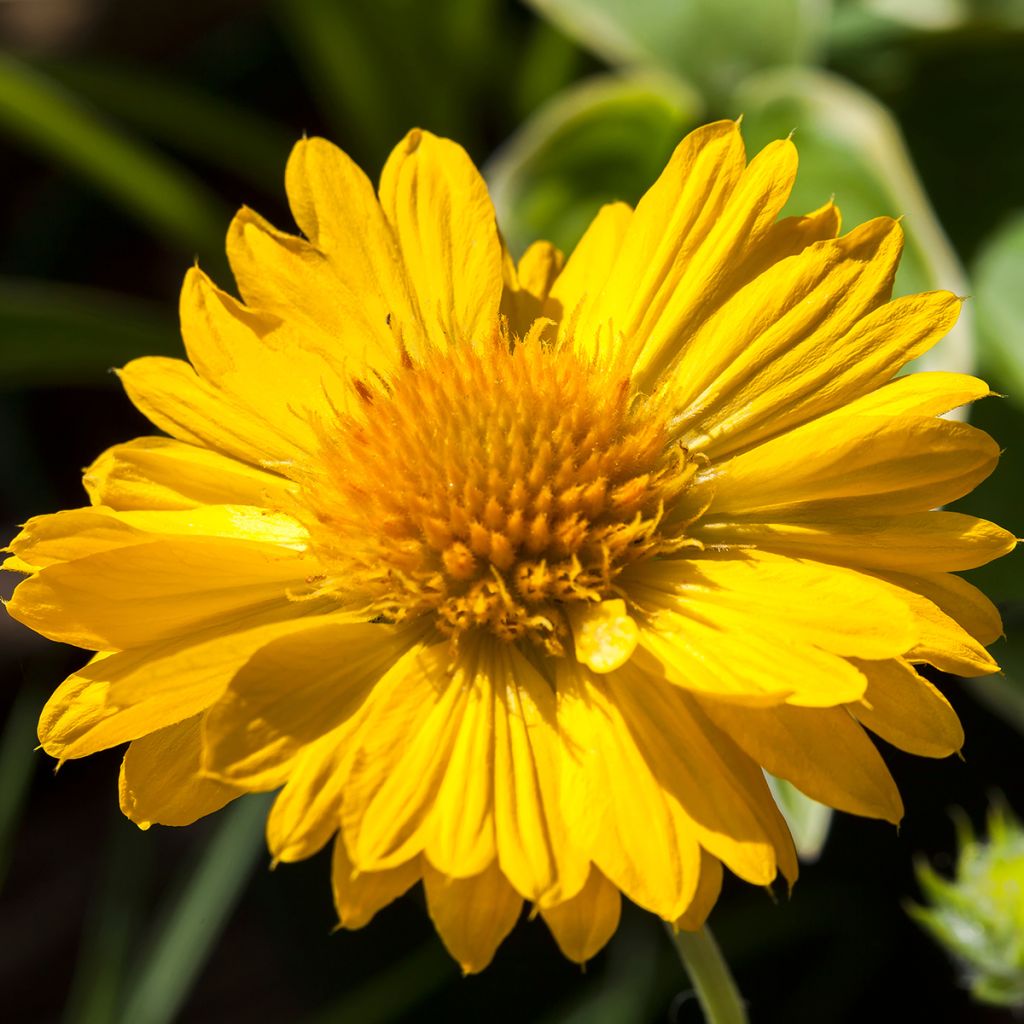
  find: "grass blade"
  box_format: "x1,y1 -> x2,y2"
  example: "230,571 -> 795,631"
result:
0,54 -> 228,258
277,0 -> 396,161
46,62 -> 293,194
0,682 -> 41,892
305,941 -> 454,1024
62,816 -> 155,1024
0,278 -> 179,390
117,794 -> 271,1024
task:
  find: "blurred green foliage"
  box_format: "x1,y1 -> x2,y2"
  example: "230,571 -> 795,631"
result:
975,212 -> 1024,408
0,54 -> 228,260
911,804 -> 1024,1007
487,71 -> 700,254
526,0 -> 830,103
0,280 -> 177,390
0,1 -> 1022,1022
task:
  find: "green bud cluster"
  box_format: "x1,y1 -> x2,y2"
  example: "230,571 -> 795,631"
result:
910,805 -> 1024,1008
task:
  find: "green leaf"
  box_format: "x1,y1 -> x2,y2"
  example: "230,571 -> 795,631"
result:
734,67 -> 974,376
515,18 -> 588,121
46,62 -> 293,194
827,0 -> 959,49
973,213 -> 1024,409
485,72 -> 701,257
118,794 -> 272,1024
0,55 -> 228,259
767,775 -> 833,862
830,0 -> 1024,47
0,279 -> 180,390
526,0 -> 831,103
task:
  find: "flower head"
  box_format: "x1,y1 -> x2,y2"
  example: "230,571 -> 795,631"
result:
5,121 -> 1016,972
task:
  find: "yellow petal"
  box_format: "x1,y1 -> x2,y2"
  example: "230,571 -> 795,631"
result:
878,569 -> 1003,646
339,643 -> 446,867
691,286 -> 953,456
8,535 -> 311,650
540,867 -> 621,964
555,659 -> 704,918
557,658 -> 781,907
225,207 -> 410,389
37,652 -> 121,761
546,200 -> 631,352
673,227 -> 960,459
699,699 -> 904,824
629,551 -> 914,710
226,208 -> 344,332
706,413 -> 999,516
869,573 -> 1000,677
636,623 -> 864,707
8,504 -> 307,569
836,371 -> 992,418
266,720 -> 361,863
2,554 -> 35,573
38,609 -> 340,761
180,266 -> 354,433
202,620 -> 423,788
347,642 -> 494,874
84,437 -> 294,512
569,121 -> 746,360
425,648 -> 496,878
119,356 -> 307,468
847,658 -> 963,758
666,214 -> 894,431
284,135 -> 426,357
285,135 -> 393,261
602,664 -> 781,886
567,598 -> 640,674
673,849 -> 724,932
493,646 -> 589,906
379,129 -> 502,348
732,199 -> 841,283
668,215 -> 902,440
501,240 -> 564,338
628,133 -> 799,384
695,511 -> 1016,573
583,121 -> 798,381
332,838 -> 421,930
119,714 -> 241,828
6,508 -> 159,569
688,705 -> 799,886
630,552 -> 916,661
423,860 -> 522,974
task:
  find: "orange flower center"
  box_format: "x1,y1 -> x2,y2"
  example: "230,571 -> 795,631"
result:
304,330 -> 698,651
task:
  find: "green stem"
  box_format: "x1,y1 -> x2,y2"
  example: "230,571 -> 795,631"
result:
665,923 -> 748,1024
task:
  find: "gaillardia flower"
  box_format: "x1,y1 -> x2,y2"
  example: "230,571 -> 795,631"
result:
5,121 -> 1016,972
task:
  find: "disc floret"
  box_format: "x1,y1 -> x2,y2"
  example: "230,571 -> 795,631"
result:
302,329 -> 697,652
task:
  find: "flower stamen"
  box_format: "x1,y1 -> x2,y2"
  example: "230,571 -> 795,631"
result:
297,329 -> 695,649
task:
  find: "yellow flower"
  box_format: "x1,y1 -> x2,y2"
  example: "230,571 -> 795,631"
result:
5,121 -> 1016,973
